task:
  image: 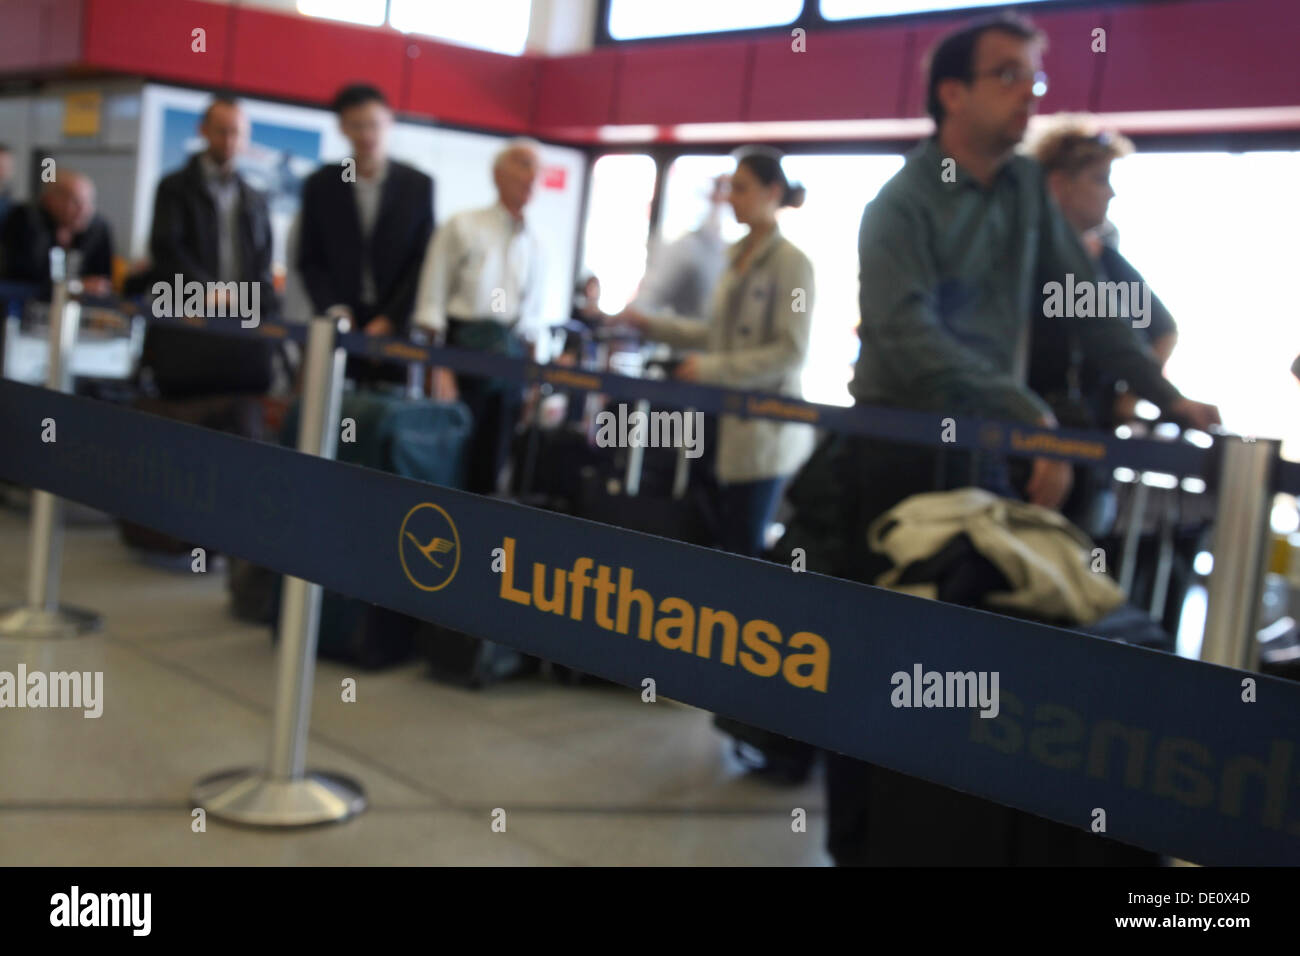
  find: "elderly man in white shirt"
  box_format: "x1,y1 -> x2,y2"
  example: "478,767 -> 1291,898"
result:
413,139 -> 543,494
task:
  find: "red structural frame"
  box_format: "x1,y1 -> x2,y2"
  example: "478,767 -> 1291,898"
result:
0,0 -> 1295,143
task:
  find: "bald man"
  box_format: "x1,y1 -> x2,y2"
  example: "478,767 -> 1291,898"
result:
1,169 -> 114,296
413,138 -> 544,494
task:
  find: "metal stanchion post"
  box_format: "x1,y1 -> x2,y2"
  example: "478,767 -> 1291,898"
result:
0,249 -> 102,638
625,399 -> 650,497
1149,488 -> 1179,620
1201,438 -> 1278,670
1118,475 -> 1150,598
127,314 -> 147,368
191,313 -> 366,827
671,408 -> 693,501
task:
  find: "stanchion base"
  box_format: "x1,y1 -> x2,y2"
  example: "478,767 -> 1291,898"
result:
0,605 -> 102,639
191,768 -> 366,827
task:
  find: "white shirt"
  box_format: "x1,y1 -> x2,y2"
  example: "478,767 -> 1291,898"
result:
412,201 -> 542,338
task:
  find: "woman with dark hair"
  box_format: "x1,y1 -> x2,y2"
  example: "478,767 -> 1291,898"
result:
613,146 -> 815,557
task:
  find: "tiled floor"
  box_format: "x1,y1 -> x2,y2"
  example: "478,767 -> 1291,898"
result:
0,505 -> 828,865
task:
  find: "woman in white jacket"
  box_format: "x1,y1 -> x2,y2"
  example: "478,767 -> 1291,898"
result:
615,147 -> 816,556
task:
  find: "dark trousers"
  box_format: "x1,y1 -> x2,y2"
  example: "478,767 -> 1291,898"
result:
826,756 -> 1159,866
447,318 -> 525,496
711,476 -> 784,557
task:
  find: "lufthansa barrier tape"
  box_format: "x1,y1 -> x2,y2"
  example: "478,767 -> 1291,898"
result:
2,377 -> 1298,865
127,308 -> 1227,481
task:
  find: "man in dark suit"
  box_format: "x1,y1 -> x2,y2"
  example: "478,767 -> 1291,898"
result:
298,83 -> 435,384
1,169 -> 114,298
144,96 -> 279,397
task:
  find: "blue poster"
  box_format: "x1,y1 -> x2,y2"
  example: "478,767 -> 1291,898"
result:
159,106 -> 321,217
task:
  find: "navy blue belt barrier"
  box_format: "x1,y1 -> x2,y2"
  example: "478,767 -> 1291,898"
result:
2,377 -> 1298,865
133,310 -> 1227,482
14,298 -> 1300,490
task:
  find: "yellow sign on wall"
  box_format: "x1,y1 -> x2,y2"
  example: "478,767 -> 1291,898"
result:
62,92 -> 102,137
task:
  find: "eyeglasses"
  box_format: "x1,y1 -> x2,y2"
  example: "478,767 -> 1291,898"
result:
973,67 -> 1049,97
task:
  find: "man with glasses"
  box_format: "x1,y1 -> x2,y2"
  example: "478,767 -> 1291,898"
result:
787,14 -> 1221,867
848,15 -> 1218,517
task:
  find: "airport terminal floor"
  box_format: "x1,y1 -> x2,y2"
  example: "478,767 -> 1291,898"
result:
0,502 -> 828,867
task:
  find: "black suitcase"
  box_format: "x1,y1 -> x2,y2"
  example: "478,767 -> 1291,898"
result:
712,714 -> 818,784
573,451 -> 714,546
509,423 -> 604,508
228,556 -> 278,625
141,324 -> 277,399
414,623 -> 538,688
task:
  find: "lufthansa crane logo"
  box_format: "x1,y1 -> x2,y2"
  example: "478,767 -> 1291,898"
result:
398,502 -> 461,592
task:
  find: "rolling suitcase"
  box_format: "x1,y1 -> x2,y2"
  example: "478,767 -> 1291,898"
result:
140,323 -> 277,399
416,623 -> 538,689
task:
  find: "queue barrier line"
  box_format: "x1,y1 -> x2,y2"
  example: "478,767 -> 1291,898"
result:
127,308 -> 1229,483
2,375 -> 1299,865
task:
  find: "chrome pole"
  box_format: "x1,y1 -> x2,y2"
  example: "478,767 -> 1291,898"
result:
267,314 -> 346,780
1118,475 -> 1149,598
625,398 -> 650,496
192,312 -> 365,826
1201,437 -> 1278,670
0,249 -> 101,638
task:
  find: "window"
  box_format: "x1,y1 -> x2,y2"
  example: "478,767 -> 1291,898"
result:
608,0 -> 802,40
300,0 -> 534,54
390,0 -> 533,55
580,155 -> 659,314
297,0 -> 385,27
1106,150 -> 1300,458
821,0 -> 1058,19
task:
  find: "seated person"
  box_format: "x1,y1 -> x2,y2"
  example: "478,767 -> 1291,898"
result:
1,170 -> 114,297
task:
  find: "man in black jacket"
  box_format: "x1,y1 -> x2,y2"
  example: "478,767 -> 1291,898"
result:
145,96 -> 278,397
298,84 -> 435,384
1,170 -> 114,297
